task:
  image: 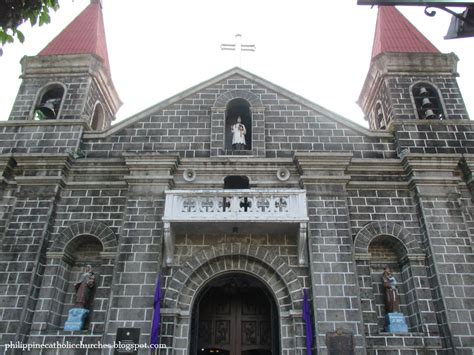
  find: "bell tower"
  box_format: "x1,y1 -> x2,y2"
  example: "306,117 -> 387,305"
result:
358,6 -> 470,130
8,0 -> 121,130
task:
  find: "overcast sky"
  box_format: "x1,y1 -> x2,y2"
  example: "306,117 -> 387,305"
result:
0,0 -> 472,127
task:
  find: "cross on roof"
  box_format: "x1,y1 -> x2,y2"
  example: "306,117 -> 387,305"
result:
220,34 -> 256,67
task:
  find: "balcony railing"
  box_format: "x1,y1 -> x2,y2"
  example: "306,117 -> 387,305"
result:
162,189 -> 308,266
163,189 -> 308,222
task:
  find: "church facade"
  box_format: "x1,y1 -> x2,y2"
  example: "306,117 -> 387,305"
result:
0,3 -> 473,355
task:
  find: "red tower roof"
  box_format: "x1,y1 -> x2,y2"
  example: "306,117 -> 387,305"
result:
371,6 -> 439,59
38,0 -> 110,72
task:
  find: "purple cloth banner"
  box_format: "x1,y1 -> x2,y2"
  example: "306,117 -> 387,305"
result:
150,274 -> 161,346
303,289 -> 313,355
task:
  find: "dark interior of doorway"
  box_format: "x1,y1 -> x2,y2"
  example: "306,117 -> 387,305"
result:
192,273 -> 279,355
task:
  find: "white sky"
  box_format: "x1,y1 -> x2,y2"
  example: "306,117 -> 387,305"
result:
0,0 -> 472,128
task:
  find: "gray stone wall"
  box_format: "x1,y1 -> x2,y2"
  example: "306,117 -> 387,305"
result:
81,75 -> 396,159
394,121 -> 474,155
0,70 -> 473,355
0,122 -> 85,155
9,76 -> 91,121
386,75 -> 469,121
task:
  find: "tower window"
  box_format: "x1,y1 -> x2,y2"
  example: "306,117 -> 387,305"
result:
374,102 -> 386,129
412,84 -> 445,120
34,84 -> 65,120
225,99 -> 252,151
91,103 -> 105,130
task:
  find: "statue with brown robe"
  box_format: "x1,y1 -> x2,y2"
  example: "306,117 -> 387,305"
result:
382,266 -> 399,313
74,264 -> 97,309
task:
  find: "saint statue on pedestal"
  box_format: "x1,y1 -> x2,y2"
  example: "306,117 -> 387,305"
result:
382,266 -> 399,313
231,116 -> 247,150
74,264 -> 97,310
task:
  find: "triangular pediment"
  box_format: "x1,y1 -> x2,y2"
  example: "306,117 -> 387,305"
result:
83,67 -> 394,160
95,67 -> 379,137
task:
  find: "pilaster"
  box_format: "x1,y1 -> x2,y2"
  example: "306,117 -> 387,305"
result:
0,153 -> 71,343
403,153 -> 474,352
104,153 -> 179,347
293,152 -> 367,354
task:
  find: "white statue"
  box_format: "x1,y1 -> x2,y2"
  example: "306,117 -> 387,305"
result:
231,116 -> 247,150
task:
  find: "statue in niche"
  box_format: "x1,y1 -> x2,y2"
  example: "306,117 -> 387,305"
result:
74,264 -> 97,310
231,116 -> 247,150
382,266 -> 399,313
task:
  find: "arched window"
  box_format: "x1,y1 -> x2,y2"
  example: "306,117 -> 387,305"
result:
225,99 -> 252,151
412,83 -> 445,120
374,102 -> 386,129
34,84 -> 65,120
91,102 -> 105,130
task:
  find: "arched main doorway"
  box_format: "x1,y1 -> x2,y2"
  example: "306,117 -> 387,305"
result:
191,273 -> 279,355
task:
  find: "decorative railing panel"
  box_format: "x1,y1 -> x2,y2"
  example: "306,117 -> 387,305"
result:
163,189 -> 308,222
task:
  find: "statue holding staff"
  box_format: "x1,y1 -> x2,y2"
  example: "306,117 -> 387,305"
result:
382,266 -> 399,313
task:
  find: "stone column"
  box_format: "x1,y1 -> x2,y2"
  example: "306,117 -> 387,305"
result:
294,152 -> 367,354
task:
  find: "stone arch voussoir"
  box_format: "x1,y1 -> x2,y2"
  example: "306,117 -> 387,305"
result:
51,220 -> 118,254
213,89 -> 264,109
354,221 -> 422,255
165,243 -> 303,312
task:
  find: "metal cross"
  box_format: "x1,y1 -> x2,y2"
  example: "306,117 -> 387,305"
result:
220,34 -> 256,67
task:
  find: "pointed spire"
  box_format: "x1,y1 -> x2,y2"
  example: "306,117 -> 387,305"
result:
38,1 -> 110,72
371,6 -> 439,59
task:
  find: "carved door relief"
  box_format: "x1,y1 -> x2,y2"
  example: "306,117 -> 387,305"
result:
196,276 -> 275,355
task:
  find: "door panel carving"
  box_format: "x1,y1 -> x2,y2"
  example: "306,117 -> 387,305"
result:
197,281 -> 274,354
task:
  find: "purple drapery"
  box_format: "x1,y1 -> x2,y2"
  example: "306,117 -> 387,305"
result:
303,289 -> 313,355
150,274 -> 161,346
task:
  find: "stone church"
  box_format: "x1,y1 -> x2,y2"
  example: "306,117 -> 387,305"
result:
0,1 -> 473,354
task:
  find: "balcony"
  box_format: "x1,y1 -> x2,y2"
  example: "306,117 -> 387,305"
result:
162,189 -> 308,265
163,189 -> 307,222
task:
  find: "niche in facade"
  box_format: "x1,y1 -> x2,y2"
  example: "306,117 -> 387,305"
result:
368,235 -> 413,332
412,84 -> 445,120
59,235 -> 103,330
225,98 -> 252,151
34,84 -> 65,120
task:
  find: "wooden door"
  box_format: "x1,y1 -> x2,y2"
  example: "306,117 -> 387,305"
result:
197,286 -> 272,355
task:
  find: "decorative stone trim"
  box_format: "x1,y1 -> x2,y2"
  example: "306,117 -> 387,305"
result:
164,243 -> 303,311
51,220 -> 118,254
353,221 -> 422,255
212,89 -> 264,109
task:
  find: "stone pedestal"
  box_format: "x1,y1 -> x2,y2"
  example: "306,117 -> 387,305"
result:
385,312 -> 409,333
64,308 -> 89,331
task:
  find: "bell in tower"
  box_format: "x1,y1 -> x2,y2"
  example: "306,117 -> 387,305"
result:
8,0 -> 121,130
